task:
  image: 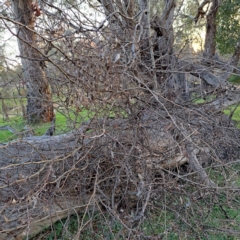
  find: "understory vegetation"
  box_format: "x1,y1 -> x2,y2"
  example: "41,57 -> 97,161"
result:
33,163 -> 240,240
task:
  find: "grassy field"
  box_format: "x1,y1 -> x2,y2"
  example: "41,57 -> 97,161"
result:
0,109 -> 92,143
1,101 -> 239,143
0,104 -> 121,142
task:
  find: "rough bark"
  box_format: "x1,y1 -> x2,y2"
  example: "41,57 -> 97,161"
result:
230,41 -> 240,68
151,0 -> 175,61
150,0 -> 180,96
123,0 -> 135,18
12,0 -> 54,123
179,60 -> 227,87
139,0 -> 157,89
98,0 -> 127,37
194,0 -> 211,23
203,0 -> 220,61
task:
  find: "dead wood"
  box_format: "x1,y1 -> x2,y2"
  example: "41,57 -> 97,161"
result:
0,107 -> 239,239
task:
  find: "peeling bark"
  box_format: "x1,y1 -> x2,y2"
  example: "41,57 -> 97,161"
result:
186,145 -> 216,187
98,0 -> 126,36
123,0 -> 135,18
12,0 -> 54,123
139,0 -> 157,89
203,0 -> 220,61
179,61 -> 226,87
194,0 -> 211,23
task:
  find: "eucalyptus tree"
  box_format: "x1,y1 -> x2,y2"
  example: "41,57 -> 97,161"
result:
10,0 -> 54,123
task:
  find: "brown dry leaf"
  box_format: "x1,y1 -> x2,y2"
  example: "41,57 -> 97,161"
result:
4,1 -> 11,7
19,0 -> 24,9
4,215 -> 9,222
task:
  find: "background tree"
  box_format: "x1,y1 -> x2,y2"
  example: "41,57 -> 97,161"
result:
216,0 -> 240,55
11,0 -> 54,123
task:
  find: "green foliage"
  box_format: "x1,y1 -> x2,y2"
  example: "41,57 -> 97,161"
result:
224,104 -> 240,128
0,129 -> 14,142
191,93 -> 216,104
0,110 -> 91,143
32,213 -> 124,240
228,74 -> 240,84
0,116 -> 24,142
0,103 -> 126,142
45,220 -> 64,240
216,0 -> 240,54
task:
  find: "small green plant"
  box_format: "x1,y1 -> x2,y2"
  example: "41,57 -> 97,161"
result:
228,74 -> 240,84
191,93 -> 216,104
45,220 -> 64,240
32,212 -> 125,240
224,105 -> 240,128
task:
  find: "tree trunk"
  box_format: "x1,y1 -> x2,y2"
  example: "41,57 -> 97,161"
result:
12,0 -> 54,123
203,0 -> 219,62
139,0 -> 158,89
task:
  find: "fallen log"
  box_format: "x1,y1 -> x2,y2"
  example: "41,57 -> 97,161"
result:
0,110 -> 239,239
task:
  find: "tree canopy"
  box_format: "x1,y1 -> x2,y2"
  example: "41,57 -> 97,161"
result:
216,0 -> 240,54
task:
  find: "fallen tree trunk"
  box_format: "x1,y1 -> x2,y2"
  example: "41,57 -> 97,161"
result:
0,109 -> 239,239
